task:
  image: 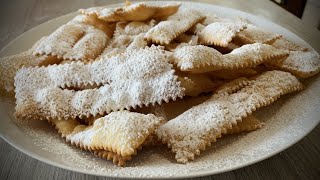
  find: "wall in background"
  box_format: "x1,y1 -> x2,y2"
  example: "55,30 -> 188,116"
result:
302,0 -> 320,30
271,0 -> 320,30
271,0 -> 306,18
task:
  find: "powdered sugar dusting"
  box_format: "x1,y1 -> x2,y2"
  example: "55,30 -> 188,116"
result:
236,24 -> 281,44
67,111 -> 164,156
2,71 -> 318,177
79,2 -> 180,22
114,20 -> 156,37
173,43 -> 287,73
271,37 -> 308,51
265,48 -> 320,78
34,22 -> 108,61
279,51 -> 320,73
144,8 -> 204,45
14,46 -> 184,119
1,2 -> 320,178
199,21 -> 246,47
156,71 -> 303,163
0,37 -> 54,94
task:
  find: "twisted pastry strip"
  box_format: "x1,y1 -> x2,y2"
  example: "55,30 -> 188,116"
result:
34,18 -> 109,61
265,51 -> 320,78
144,9 -> 205,45
172,43 -> 288,73
15,46 -> 184,120
80,2 -> 180,22
156,70 -> 303,163
0,37 -> 60,95
266,37 -> 320,78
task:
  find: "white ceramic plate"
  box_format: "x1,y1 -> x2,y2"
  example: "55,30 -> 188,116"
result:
0,1 -> 319,179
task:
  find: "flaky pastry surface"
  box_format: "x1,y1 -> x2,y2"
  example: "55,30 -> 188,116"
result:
15,46 -> 184,120
235,24 -> 281,44
67,111 -> 164,156
172,43 -> 288,73
48,116 -> 132,166
144,9 -> 204,45
0,37 -> 59,94
80,2 -> 180,22
34,21 -> 109,61
1,1 -> 319,167
156,71 -> 303,163
198,21 -> 246,47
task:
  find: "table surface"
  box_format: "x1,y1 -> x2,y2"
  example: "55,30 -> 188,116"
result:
0,0 -> 319,179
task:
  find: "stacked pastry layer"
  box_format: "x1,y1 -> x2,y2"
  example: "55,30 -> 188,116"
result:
0,1 -> 318,166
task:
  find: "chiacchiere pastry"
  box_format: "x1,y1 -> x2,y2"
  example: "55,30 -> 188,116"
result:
198,21 -> 247,47
144,8 -> 205,45
234,24 -> 281,44
0,37 -> 60,94
113,19 -> 156,37
171,43 -> 288,73
48,117 -> 132,165
48,111 -> 164,166
1,0 -> 319,166
79,2 -> 181,22
208,68 -> 258,80
177,73 -> 219,97
156,71 -> 303,163
97,19 -> 155,59
226,115 -> 264,134
265,37 -> 320,78
137,96 -> 264,141
14,46 -> 184,120
34,20 -> 109,61
66,111 -> 164,156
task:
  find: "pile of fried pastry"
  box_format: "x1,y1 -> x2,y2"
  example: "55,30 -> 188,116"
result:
0,1 -> 319,166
